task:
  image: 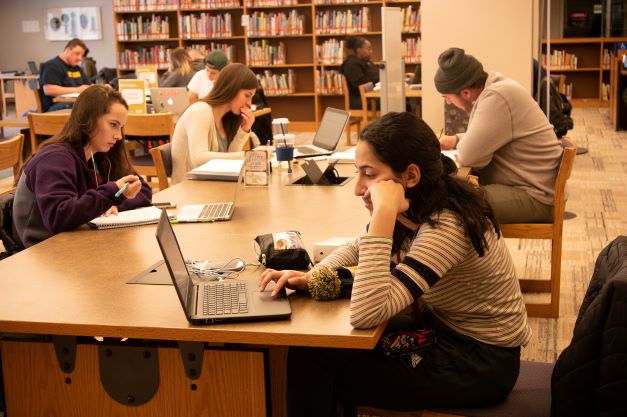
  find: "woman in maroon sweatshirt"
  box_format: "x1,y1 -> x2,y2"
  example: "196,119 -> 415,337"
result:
13,85 -> 152,248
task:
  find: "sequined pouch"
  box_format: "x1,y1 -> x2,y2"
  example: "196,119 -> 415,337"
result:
380,329 -> 436,368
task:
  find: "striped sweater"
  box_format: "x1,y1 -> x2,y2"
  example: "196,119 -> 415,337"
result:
310,210 -> 531,348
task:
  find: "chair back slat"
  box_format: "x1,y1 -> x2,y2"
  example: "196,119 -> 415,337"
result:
124,113 -> 174,137
27,113 -> 69,152
149,142 -> 172,190
0,134 -> 24,183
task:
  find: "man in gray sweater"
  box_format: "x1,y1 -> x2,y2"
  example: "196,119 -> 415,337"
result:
436,47 -> 563,223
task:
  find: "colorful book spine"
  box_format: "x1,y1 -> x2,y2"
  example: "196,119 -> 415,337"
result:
116,15 -> 171,40
180,0 -> 242,9
118,46 -> 172,70
317,38 -> 344,65
247,11 -> 305,37
315,7 -> 370,35
401,37 -> 421,64
316,69 -> 343,95
244,0 -> 297,6
256,69 -> 295,95
114,0 -> 178,12
247,40 -> 286,66
180,13 -> 233,39
186,44 -> 235,62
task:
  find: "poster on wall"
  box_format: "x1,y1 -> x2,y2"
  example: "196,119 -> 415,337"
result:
44,7 -> 102,41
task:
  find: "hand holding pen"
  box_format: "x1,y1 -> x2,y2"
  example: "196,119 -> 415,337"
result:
115,175 -> 141,199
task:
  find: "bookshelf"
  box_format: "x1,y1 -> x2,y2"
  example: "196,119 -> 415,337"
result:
113,0 -> 422,128
541,37 -> 627,107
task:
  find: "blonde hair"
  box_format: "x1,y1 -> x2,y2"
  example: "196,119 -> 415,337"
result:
170,47 -> 193,76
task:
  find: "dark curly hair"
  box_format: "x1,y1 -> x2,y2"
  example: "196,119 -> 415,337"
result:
359,112 -> 499,256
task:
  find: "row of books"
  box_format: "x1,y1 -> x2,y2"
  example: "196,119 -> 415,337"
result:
246,11 -> 305,37
247,41 -> 286,66
181,0 -> 241,8
402,37 -> 421,64
186,43 -> 235,61
113,0 -> 178,12
243,0 -> 297,6
314,0 -> 366,3
255,69 -> 295,95
316,69 -> 343,95
116,16 -> 171,41
317,38 -> 344,65
315,8 -> 371,34
542,50 -> 578,70
400,5 -> 420,33
118,46 -> 172,70
180,13 -> 233,38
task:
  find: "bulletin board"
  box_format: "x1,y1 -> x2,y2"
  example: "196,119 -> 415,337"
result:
44,7 -> 102,41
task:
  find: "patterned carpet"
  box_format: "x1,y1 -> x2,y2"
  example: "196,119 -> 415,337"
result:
512,107 -> 627,362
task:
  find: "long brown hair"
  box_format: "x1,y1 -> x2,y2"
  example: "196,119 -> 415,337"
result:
170,47 -> 193,76
201,63 -> 258,143
33,85 -> 134,180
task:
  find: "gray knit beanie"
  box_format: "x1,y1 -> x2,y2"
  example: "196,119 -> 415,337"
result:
204,50 -> 228,70
434,48 -> 484,94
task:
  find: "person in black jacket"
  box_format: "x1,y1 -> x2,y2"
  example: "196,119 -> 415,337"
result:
551,235 -> 627,417
340,36 -> 379,110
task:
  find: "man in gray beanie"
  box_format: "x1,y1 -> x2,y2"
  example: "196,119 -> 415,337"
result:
435,47 -> 563,223
187,49 -> 229,103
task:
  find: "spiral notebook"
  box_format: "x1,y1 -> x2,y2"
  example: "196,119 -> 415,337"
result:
88,206 -> 165,230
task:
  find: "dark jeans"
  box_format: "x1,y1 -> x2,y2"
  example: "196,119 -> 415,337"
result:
287,310 -> 521,417
46,101 -> 73,112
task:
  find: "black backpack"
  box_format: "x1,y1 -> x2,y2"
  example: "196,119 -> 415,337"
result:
0,192 -> 23,259
539,77 -> 574,138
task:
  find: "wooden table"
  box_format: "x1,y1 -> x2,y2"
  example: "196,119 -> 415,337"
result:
0,164 -> 379,417
364,88 -> 422,120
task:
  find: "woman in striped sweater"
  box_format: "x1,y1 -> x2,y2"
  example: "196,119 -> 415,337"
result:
259,112 -> 531,416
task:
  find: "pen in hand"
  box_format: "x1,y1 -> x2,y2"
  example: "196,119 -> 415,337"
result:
115,182 -> 130,198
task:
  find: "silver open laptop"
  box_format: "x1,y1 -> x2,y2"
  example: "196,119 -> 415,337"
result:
150,87 -> 189,116
155,210 -> 292,325
176,171 -> 243,223
294,107 -> 350,158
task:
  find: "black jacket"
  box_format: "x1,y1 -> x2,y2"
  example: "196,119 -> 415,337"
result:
551,235 -> 627,417
340,54 -> 379,110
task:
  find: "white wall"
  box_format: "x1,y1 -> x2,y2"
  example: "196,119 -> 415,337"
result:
0,0 -> 115,73
421,0 -> 535,134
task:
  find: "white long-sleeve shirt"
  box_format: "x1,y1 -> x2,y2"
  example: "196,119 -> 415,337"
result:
171,101 -> 250,184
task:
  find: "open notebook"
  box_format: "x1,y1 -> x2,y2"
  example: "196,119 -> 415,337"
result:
88,206 -> 165,230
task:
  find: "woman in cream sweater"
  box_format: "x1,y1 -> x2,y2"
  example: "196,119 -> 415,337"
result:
171,63 -> 259,184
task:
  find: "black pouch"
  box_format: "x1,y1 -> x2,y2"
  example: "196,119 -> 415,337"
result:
254,231 -> 312,270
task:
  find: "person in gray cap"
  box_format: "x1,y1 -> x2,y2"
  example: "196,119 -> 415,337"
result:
435,47 -> 563,223
187,49 -> 229,103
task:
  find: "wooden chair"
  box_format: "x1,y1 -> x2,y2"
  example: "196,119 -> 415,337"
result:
0,134 -> 24,184
340,75 -> 363,145
123,113 -> 174,188
27,112 -> 69,153
358,82 -> 377,125
499,138 -> 577,318
148,142 -> 172,191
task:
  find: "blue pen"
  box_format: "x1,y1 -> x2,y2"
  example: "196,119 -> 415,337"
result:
115,182 -> 130,198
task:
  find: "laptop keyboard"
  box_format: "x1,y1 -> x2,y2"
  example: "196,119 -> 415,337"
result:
202,281 -> 248,316
199,202 -> 232,220
297,145 -> 322,155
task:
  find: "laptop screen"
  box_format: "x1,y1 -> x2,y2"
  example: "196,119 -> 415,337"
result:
150,87 -> 188,115
156,210 -> 192,312
312,108 -> 350,150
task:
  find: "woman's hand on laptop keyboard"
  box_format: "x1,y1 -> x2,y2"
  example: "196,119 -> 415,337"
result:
259,269 -> 309,297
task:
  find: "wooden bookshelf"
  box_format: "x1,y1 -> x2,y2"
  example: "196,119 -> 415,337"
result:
113,0 -> 422,128
542,37 -> 627,107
